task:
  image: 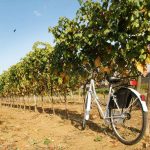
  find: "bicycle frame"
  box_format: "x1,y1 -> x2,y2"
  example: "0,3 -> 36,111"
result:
83,75 -> 148,145
85,78 -> 148,122
85,78 -> 112,121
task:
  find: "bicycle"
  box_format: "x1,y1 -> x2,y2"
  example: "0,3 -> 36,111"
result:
82,66 -> 148,145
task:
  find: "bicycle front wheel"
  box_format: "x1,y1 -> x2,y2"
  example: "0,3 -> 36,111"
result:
110,89 -> 147,145
82,92 -> 91,130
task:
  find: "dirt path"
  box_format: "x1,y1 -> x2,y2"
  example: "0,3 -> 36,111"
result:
0,106 -> 149,150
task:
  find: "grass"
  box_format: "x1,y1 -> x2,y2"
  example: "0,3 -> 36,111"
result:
43,138 -> 52,145
94,135 -> 103,142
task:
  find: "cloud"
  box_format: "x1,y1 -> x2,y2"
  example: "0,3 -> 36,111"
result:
33,10 -> 42,17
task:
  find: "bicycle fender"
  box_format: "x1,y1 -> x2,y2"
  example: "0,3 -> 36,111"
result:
85,92 -> 92,120
87,92 -> 92,111
128,88 -> 148,112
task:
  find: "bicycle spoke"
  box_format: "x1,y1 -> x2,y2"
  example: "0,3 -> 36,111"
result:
110,88 -> 147,145
123,97 -> 138,113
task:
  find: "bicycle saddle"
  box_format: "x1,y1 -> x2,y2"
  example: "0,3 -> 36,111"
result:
107,76 -> 121,84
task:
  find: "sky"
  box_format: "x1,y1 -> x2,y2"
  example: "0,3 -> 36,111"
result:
0,0 -> 80,74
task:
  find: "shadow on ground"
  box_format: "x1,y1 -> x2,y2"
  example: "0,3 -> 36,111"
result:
1,103 -> 115,139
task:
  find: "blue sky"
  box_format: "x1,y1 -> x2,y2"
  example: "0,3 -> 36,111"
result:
0,0 -> 80,74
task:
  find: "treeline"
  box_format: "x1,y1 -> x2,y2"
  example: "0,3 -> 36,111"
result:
0,0 -> 150,98
0,42 -> 81,97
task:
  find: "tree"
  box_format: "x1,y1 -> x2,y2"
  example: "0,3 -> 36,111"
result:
50,0 -> 150,77
0,0 -> 149,104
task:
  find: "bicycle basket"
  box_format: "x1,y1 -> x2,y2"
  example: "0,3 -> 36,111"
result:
109,88 -> 132,109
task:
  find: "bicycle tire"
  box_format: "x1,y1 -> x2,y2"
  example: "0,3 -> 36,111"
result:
109,88 -> 147,145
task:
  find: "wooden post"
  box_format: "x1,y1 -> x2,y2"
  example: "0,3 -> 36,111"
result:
146,75 -> 150,136
64,90 -> 69,119
70,90 -> 74,104
78,87 -> 81,103
48,94 -> 51,113
58,91 -> 63,103
28,95 -> 31,111
41,96 -> 45,113
0,97 -> 1,107
34,95 -> 37,112
8,96 -> 10,107
17,97 -> 19,108
23,96 -> 26,111
19,97 -> 21,109
10,96 -> 12,108
50,81 -> 55,115
137,76 -> 141,92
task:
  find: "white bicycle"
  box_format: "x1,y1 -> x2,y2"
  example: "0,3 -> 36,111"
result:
82,67 -> 148,145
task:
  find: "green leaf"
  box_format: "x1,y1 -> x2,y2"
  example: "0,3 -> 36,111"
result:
104,29 -> 110,35
126,43 -> 130,50
94,136 -> 102,142
147,35 -> 150,41
132,21 -> 139,28
133,10 -> 139,18
78,0 -> 83,5
43,138 -> 51,145
130,15 -> 134,21
58,78 -> 63,84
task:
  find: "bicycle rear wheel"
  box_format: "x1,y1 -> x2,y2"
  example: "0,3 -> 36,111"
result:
110,89 -> 147,145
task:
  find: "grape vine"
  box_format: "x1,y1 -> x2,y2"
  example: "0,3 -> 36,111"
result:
0,0 -> 150,98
